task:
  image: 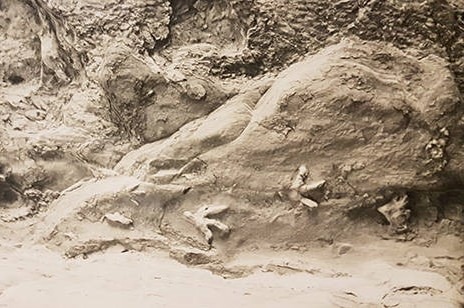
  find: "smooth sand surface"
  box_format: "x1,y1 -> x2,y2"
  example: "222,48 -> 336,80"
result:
0,242 -> 461,308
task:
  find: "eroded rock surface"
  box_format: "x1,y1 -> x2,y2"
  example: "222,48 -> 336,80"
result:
1,0 -> 463,306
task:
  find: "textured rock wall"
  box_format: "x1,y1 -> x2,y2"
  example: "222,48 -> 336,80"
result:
40,0 -> 171,53
0,0 -> 463,250
0,0 -> 41,84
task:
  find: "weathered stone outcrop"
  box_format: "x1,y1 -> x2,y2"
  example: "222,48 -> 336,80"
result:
116,38 -> 462,200
97,47 -> 233,142
0,0 -> 463,277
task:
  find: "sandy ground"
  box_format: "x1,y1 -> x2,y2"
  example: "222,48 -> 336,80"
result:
0,235 -> 462,308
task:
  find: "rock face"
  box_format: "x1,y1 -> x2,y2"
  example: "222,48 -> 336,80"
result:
117,38 -> 462,198
199,38 -> 463,194
0,0 -> 463,275
97,47 -> 232,142
0,0 -> 42,84
42,0 -> 171,49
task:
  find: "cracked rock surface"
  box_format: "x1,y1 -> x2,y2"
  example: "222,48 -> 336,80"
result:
1,0 -> 463,306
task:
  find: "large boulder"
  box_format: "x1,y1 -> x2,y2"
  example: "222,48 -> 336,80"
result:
114,78 -> 273,176
116,38 -> 463,199
200,38 -> 463,195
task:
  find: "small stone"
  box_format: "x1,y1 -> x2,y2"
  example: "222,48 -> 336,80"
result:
438,219 -> 454,233
290,165 -> 309,190
409,255 -> 431,267
334,243 -> 353,255
37,201 -> 48,208
299,180 -> 326,195
45,190 -> 61,200
24,188 -> 43,202
352,162 -> 365,171
443,204 -> 463,222
0,113 -> 10,122
425,18 -> 435,28
300,197 -> 318,208
440,127 -> 449,137
103,212 -> 133,228
24,109 -> 46,121
170,248 -> 214,266
185,80 -> 206,100
423,206 -> 438,226
340,165 -> 352,177
437,138 -> 447,147
414,238 -> 434,247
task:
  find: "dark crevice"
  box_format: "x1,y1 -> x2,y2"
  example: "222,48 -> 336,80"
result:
6,74 -> 25,84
